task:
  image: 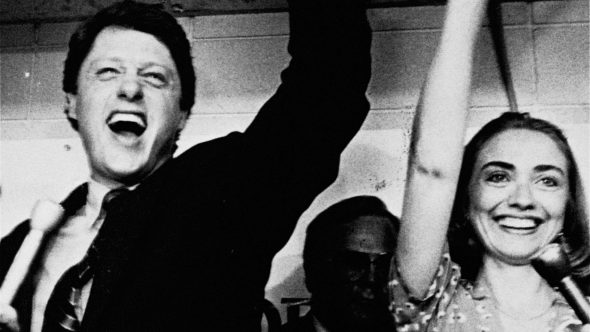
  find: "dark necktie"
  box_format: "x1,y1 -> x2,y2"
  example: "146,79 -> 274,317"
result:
42,188 -> 126,332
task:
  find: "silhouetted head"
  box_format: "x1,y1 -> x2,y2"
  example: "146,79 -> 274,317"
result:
304,196 -> 399,331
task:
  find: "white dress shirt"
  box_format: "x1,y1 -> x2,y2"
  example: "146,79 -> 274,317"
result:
29,180 -> 111,332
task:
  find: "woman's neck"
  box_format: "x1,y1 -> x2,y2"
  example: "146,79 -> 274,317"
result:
478,255 -> 555,315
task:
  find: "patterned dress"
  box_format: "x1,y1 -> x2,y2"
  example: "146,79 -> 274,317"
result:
389,252 -> 585,332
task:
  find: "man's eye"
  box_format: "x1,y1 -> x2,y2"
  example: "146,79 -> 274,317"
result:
143,72 -> 167,87
96,67 -> 119,80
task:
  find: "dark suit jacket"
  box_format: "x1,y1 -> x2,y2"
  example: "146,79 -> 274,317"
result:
280,313 -> 316,332
0,0 -> 372,331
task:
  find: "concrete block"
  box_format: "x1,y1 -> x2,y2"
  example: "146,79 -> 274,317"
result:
37,22 -> 79,46
191,12 -> 288,39
534,0 -> 589,24
1,51 -> 33,120
535,26 -> 589,104
193,36 -> 289,115
0,25 -> 35,48
29,47 -> 68,119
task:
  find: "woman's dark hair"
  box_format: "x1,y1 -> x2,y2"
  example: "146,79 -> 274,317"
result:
303,195 -> 400,291
63,0 -> 195,114
448,112 -> 590,282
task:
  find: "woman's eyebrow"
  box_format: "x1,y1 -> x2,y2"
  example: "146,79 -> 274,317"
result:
534,164 -> 566,175
480,161 -> 514,171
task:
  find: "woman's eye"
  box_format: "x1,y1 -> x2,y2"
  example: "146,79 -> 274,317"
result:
486,172 -> 509,183
538,177 -> 559,187
96,67 -> 119,80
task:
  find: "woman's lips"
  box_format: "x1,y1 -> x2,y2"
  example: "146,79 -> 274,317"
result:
497,216 -> 541,234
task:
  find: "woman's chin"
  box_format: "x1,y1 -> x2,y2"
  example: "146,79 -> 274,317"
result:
485,243 -> 542,266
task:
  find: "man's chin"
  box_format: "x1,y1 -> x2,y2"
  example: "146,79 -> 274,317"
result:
93,166 -> 148,187
114,170 -> 150,186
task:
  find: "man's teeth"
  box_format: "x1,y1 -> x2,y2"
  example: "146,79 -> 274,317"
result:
106,113 -> 147,137
107,113 -> 146,128
498,217 -> 537,228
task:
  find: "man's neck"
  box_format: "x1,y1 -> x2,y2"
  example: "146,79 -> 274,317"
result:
90,174 -> 139,191
90,172 -> 142,190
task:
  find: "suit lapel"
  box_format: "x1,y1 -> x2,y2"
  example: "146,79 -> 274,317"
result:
60,183 -> 89,215
81,159 -> 177,330
81,186 -> 152,330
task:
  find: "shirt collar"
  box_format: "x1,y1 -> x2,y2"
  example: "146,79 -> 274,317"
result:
471,275 -> 568,308
471,278 -> 491,300
86,179 -> 113,227
87,179 -> 136,214
87,179 -> 111,212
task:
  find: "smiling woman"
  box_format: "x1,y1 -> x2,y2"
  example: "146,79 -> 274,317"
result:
389,0 -> 590,331
468,129 -> 569,266
451,114 -> 589,280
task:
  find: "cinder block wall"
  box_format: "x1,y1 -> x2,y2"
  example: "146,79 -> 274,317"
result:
1,0 -> 588,323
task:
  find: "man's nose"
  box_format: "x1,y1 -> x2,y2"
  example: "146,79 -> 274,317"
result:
508,181 -> 535,209
360,287 -> 376,300
367,261 -> 377,283
118,76 -> 143,101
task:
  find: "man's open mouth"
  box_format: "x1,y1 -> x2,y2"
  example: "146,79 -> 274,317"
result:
107,112 -> 147,137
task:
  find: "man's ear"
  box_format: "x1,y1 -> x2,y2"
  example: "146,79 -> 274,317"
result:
178,110 -> 188,131
171,111 -> 189,155
65,94 -> 77,119
65,93 -> 79,131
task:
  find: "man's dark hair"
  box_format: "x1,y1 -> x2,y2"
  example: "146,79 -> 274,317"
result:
303,195 -> 399,291
63,0 -> 195,115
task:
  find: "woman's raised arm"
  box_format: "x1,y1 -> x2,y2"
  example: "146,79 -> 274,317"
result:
396,0 -> 489,298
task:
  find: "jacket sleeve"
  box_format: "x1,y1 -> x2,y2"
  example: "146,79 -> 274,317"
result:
170,0 -> 372,256
235,0 -> 372,247
243,0 -> 372,175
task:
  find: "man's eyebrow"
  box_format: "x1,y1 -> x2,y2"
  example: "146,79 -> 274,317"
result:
139,62 -> 173,71
88,58 -> 121,67
92,57 -> 121,62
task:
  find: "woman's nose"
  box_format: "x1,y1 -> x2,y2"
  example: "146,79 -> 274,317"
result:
508,181 -> 535,209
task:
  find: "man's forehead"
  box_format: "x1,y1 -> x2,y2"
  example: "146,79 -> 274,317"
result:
84,27 -> 174,64
337,216 -> 396,253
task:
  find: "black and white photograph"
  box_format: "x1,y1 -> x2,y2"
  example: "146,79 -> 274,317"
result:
0,0 -> 588,331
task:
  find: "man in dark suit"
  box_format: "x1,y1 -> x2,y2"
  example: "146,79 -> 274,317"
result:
0,0 -> 372,331
282,196 -> 398,332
